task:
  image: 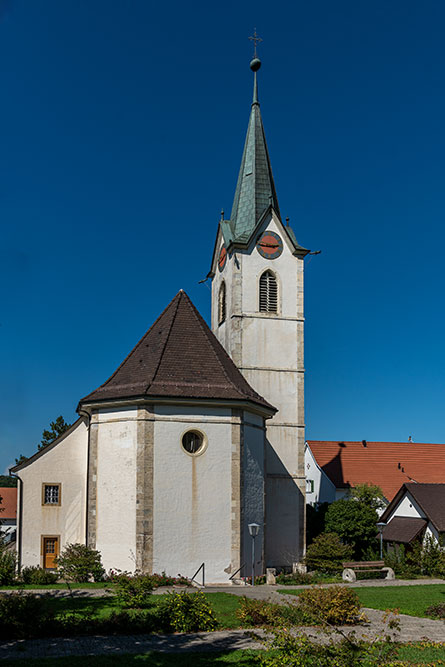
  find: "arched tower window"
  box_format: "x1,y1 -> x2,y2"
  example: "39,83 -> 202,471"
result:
218,281 -> 226,325
259,270 -> 278,313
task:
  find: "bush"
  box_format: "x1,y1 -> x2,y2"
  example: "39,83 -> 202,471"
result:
426,602 -> 445,619
56,543 -> 105,582
276,571 -> 314,586
159,590 -> 218,632
21,565 -> 58,585
0,592 -> 50,639
297,586 -> 363,625
149,571 -> 189,588
0,548 -> 16,585
384,543 -> 420,579
421,535 -> 445,577
305,533 -> 354,573
259,629 -> 401,667
237,596 -> 303,627
111,572 -> 154,608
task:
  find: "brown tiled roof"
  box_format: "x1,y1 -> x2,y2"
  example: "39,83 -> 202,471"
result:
307,440 -> 445,502
79,291 -> 275,413
401,483 -> 445,532
0,488 -> 17,521
382,516 -> 427,543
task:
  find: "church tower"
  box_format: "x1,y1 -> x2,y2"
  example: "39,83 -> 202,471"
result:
209,54 -> 309,566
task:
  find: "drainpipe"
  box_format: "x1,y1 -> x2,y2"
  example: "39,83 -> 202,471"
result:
9,470 -> 23,573
78,408 -> 91,547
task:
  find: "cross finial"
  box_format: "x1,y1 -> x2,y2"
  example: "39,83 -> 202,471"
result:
249,29 -> 262,58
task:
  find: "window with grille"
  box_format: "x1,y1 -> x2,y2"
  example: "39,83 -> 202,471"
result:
43,484 -> 61,505
218,281 -> 226,325
259,270 -> 278,313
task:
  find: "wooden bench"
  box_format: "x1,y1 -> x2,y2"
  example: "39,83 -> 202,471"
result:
342,560 -> 395,582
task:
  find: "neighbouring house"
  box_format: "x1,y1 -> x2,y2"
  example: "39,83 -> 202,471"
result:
10,56 -> 309,582
305,440 -> 445,507
380,483 -> 445,548
0,487 -> 17,544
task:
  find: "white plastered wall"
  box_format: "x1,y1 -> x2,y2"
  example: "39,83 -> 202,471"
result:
18,419 -> 88,568
95,408 -> 138,572
152,405 -> 233,584
242,411 -> 265,576
304,444 -> 337,506
211,211 -> 305,566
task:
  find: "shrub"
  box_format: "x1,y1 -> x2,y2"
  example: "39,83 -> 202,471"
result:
237,596 -> 304,627
150,571 -> 189,588
0,592 -> 50,639
305,533 -> 354,573
56,543 -> 105,582
384,544 -> 420,579
21,565 -> 58,585
276,571 -> 314,586
112,572 -> 154,608
236,597 -> 278,626
259,629 -> 401,667
159,590 -> 218,632
297,586 -> 363,625
425,602 -> 445,619
0,548 -> 16,585
421,534 -> 445,577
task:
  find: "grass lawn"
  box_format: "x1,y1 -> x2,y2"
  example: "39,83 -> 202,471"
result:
2,644 -> 445,666
0,582 -> 114,590
278,583 -> 445,618
39,592 -> 242,629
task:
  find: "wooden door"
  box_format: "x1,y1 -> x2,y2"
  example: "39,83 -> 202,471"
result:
43,537 -> 59,569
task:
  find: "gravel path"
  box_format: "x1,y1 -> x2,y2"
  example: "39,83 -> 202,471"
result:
0,580 -> 444,661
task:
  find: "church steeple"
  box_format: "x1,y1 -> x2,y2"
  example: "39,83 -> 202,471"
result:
229,56 -> 281,243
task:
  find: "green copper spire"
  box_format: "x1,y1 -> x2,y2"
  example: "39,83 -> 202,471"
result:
229,57 -> 281,242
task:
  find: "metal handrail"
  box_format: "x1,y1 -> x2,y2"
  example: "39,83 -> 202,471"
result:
229,563 -> 246,581
190,562 -> 205,587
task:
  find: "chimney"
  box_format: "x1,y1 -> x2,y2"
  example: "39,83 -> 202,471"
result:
362,440 -> 367,447
408,435 -> 413,443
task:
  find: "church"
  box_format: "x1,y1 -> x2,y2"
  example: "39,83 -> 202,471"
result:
11,55 -> 309,584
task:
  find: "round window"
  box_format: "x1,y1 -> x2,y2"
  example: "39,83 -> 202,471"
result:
181,430 -> 206,455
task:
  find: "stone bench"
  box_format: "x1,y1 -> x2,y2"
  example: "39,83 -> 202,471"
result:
342,560 -> 395,582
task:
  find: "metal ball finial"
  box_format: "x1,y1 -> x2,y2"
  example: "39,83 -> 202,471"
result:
250,58 -> 261,72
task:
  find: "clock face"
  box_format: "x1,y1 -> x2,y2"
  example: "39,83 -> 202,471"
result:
218,245 -> 227,271
256,231 -> 283,259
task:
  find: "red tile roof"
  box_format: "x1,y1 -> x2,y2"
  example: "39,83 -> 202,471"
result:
0,488 -> 17,521
79,290 -> 275,413
307,440 -> 445,502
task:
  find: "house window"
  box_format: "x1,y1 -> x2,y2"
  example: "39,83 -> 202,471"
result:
218,281 -> 226,325
181,430 -> 207,456
259,270 -> 278,313
42,484 -> 61,506
306,479 -> 314,494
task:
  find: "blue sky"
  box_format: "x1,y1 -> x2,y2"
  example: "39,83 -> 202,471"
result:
1,0 -> 445,472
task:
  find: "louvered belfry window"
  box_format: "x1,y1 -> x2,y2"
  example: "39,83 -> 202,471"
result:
259,270 -> 278,313
218,281 -> 226,325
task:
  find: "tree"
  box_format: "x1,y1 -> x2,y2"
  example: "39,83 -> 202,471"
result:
348,483 -> 386,512
0,476 -> 17,488
15,416 -> 72,465
39,416 -> 71,449
325,497 -> 379,559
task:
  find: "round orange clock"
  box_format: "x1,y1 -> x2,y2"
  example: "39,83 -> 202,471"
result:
256,231 -> 283,259
218,245 -> 227,271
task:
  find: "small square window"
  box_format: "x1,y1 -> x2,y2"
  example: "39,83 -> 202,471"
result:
306,479 -> 314,494
43,484 -> 61,506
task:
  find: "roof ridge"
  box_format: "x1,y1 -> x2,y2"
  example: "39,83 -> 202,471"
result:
84,293 -> 181,397
181,292 -> 269,405
181,293 -> 245,397
145,292 -> 182,393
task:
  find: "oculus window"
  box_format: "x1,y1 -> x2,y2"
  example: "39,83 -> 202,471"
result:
181,430 -> 207,456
